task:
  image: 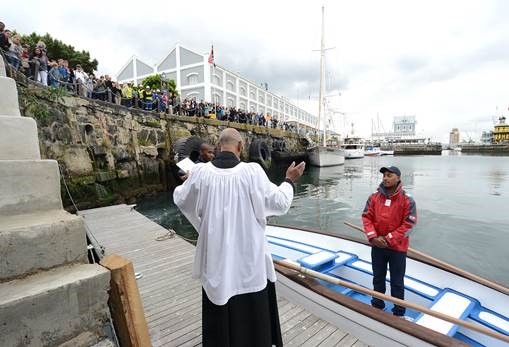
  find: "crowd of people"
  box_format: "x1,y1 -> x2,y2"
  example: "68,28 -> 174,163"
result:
1,20 -> 300,133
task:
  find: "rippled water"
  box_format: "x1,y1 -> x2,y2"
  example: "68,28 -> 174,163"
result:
136,151 -> 509,286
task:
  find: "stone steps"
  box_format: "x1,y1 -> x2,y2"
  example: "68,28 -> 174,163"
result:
0,76 -> 21,117
0,209 -> 88,281
0,160 -> 63,216
0,263 -> 111,347
0,57 -> 112,346
0,116 -> 41,160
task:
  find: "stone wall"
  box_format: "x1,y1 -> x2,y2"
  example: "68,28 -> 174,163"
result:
15,74 -> 307,210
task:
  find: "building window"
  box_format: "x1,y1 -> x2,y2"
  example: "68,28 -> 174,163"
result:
240,86 -> 247,96
212,74 -> 221,85
212,92 -> 222,104
186,91 -> 199,99
186,73 -> 199,85
227,80 -> 235,91
227,97 -> 234,107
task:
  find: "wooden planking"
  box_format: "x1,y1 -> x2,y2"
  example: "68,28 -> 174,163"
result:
81,205 -> 200,347
82,204 -> 368,346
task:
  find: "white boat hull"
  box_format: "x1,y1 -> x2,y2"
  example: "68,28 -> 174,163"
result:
267,225 -> 509,347
344,149 -> 365,159
308,146 -> 345,167
380,150 -> 394,156
365,148 -> 381,157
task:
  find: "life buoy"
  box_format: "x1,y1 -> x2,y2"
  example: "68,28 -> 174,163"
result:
174,136 -> 204,162
249,139 -> 271,169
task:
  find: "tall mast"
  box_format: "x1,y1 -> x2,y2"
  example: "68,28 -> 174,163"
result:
318,5 -> 326,147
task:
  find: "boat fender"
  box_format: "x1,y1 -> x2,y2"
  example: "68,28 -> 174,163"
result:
174,136 -> 205,162
249,139 -> 272,168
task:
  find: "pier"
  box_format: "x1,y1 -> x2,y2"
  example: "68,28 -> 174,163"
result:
81,204 -> 369,346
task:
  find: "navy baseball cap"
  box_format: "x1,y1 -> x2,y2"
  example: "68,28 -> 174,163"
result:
380,166 -> 401,176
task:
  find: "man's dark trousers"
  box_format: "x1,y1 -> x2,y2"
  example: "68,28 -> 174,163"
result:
371,246 -> 406,316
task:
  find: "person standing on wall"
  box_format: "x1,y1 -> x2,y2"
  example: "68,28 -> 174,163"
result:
362,166 -> 417,318
174,128 -> 305,346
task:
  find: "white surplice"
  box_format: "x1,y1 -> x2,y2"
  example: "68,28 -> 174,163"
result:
173,161 -> 294,305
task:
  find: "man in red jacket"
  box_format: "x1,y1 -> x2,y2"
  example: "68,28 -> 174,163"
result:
362,166 -> 417,317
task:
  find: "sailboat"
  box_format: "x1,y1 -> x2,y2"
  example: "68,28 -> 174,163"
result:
308,6 -> 345,167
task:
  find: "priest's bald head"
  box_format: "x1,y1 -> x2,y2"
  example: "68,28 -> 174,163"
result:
218,128 -> 244,159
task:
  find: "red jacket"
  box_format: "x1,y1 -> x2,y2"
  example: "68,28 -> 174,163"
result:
362,182 -> 417,252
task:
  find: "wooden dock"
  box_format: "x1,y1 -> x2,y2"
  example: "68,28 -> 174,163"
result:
81,204 -> 369,346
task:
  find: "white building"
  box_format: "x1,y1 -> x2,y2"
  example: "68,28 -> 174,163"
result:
115,44 -> 318,129
372,115 -> 419,140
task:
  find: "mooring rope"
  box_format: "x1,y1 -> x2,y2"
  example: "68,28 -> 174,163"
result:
155,228 -> 198,243
57,164 -> 105,260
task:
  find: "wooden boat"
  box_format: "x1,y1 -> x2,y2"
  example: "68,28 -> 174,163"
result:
267,224 -> 509,347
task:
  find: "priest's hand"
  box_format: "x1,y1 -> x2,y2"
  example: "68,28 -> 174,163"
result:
285,161 -> 306,183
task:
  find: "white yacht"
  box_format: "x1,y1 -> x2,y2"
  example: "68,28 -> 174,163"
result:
342,136 -> 365,159
344,143 -> 365,159
307,7 -> 345,167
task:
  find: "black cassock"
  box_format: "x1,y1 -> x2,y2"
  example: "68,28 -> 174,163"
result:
202,281 -> 282,347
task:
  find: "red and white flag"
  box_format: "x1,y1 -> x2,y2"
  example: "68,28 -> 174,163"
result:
208,45 -> 215,67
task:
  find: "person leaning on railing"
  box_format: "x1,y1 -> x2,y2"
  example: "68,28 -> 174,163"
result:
94,76 -> 107,101
121,83 -> 133,107
3,31 -> 22,71
48,61 -> 62,88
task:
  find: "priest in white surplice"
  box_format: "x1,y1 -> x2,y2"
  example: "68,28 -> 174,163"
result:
174,128 -> 305,347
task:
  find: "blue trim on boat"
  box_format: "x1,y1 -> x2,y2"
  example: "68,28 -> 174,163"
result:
346,259 -> 441,300
454,332 -> 485,347
270,235 -> 441,300
470,305 -> 509,336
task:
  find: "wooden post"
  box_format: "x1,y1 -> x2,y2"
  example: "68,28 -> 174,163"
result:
100,254 -> 152,347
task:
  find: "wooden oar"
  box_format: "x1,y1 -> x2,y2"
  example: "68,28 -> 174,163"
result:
343,221 -> 509,296
274,258 -> 509,344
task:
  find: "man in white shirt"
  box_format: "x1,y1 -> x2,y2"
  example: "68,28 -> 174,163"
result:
174,128 -> 305,346
74,65 -> 88,97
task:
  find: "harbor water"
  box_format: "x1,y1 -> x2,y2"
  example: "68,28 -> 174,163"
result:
136,152 -> 509,287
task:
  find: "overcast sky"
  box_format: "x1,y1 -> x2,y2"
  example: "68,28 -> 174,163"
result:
5,0 -> 509,142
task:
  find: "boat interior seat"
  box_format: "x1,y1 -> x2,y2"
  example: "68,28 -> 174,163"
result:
414,289 -> 477,336
470,306 -> 509,336
298,251 -> 338,271
334,251 -> 358,266
348,259 -> 440,299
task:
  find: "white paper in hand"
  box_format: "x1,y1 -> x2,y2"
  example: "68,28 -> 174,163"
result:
177,157 -> 195,172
